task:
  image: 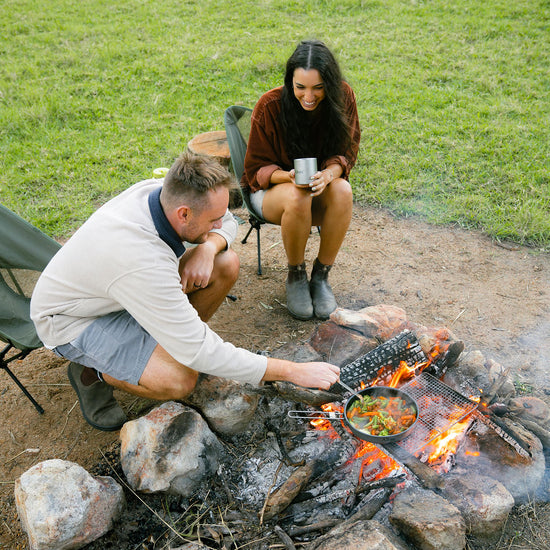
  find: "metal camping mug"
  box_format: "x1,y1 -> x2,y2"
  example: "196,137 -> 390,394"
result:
294,158 -> 318,187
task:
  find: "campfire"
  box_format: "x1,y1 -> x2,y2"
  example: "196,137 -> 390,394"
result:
15,304 -> 548,550
228,312 -> 547,549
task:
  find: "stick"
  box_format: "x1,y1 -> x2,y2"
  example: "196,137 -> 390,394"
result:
274,525 -> 297,550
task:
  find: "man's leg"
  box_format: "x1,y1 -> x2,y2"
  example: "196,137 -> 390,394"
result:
103,344 -> 199,400
66,247 -> 239,429
186,247 -> 239,322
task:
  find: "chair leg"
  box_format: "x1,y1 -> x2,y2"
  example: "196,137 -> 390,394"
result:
242,224 -> 254,245
256,227 -> 262,276
1,364 -> 44,414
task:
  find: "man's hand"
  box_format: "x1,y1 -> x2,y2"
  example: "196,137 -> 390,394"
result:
263,358 -> 340,390
179,241 -> 217,293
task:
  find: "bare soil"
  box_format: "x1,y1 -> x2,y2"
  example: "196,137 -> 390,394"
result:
1,204 -> 549,549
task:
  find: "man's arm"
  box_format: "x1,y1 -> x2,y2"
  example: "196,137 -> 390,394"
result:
263,358 -> 340,390
180,233 -> 227,292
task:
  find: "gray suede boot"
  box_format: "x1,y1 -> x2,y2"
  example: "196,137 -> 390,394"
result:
286,262 -> 313,320
310,259 -> 337,319
67,362 -> 127,431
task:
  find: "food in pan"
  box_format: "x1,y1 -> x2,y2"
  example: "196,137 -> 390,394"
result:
346,393 -> 417,437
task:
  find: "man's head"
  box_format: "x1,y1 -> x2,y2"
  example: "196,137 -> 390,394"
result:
160,152 -> 232,244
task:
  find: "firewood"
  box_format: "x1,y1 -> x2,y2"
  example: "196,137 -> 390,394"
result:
274,525 -> 297,550
261,441 -> 359,521
383,442 -> 445,490
262,461 -> 317,521
345,487 -> 393,522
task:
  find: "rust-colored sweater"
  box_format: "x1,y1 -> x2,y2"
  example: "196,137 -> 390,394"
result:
242,82 -> 361,192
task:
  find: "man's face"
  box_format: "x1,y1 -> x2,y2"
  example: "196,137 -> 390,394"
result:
181,187 -> 229,244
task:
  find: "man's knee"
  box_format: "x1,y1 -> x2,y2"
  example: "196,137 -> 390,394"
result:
161,369 -> 199,400
214,248 -> 239,284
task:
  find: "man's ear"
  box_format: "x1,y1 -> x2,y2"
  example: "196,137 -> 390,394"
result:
176,204 -> 191,224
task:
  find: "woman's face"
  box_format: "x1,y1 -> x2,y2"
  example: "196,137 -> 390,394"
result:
292,68 -> 325,111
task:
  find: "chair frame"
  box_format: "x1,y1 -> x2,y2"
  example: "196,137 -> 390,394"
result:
1,343 -> 43,413
224,105 -> 267,275
0,204 -> 61,414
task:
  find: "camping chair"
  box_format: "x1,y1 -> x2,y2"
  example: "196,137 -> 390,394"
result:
0,204 -> 61,413
224,105 -> 268,275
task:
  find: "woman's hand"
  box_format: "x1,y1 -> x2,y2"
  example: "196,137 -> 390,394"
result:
309,169 -> 335,197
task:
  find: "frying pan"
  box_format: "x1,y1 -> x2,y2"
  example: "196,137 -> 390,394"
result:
288,386 -> 419,444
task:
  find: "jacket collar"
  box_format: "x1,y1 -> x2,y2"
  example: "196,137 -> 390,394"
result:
148,187 -> 186,257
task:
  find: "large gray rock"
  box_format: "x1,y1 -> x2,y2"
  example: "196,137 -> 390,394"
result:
15,459 -> 125,550
120,401 -> 223,496
389,487 -> 466,550
442,472 -> 514,543
311,519 -> 411,550
184,376 -> 261,435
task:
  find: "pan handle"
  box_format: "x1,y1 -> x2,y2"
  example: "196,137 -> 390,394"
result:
287,410 -> 343,420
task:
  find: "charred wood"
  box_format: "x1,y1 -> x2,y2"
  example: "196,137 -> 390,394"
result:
338,330 -> 427,389
355,473 -> 406,496
382,442 -> 445,490
473,411 -> 532,459
510,417 -> 550,448
265,419 -> 305,468
261,440 -> 359,521
346,487 -> 393,523
479,366 -> 512,407
287,519 -> 340,537
274,525 -> 297,550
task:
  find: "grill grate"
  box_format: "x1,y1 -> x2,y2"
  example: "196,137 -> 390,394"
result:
396,372 -> 478,455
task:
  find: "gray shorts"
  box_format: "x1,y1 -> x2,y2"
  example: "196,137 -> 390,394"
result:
249,189 -> 266,218
54,311 -> 158,385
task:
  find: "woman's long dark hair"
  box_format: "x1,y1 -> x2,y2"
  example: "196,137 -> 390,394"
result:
280,40 -> 351,161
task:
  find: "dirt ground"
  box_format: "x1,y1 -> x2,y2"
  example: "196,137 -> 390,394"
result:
1,203 -> 549,549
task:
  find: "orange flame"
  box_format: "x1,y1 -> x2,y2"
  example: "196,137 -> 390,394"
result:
419,416 -> 473,473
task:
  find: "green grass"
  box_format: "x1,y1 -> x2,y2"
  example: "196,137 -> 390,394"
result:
1,0 -> 549,247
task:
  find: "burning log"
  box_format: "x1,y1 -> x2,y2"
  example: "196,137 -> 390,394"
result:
261,440 -> 359,521
382,442 -> 445,490
473,411 -> 532,459
338,329 -> 427,389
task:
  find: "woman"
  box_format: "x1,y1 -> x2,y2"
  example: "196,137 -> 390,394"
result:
242,39 -> 361,320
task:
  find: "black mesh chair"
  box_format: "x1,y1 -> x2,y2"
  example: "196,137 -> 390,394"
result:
0,204 -> 61,413
224,105 -> 269,275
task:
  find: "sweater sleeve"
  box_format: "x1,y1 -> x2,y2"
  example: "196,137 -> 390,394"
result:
243,89 -> 288,192
108,263 -> 268,385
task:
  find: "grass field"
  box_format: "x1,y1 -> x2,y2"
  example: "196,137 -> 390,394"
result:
1,0 -> 549,247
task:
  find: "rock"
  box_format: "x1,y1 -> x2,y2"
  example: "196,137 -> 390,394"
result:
311,519 -> 410,550
184,375 -> 261,435
270,381 -> 340,406
508,396 -> 550,427
330,304 -> 408,340
270,340 -> 323,363
308,321 -> 378,366
442,472 -> 514,543
389,487 -> 466,550
486,359 -> 516,396
14,459 -> 125,550
457,417 -> 546,503
120,401 -> 223,496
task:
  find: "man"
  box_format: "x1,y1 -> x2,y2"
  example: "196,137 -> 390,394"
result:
31,152 -> 340,431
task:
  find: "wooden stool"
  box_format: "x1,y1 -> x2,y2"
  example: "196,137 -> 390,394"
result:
187,131 -> 242,208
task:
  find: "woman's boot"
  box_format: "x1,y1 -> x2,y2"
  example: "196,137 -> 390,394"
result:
286,262 -> 313,320
310,258 -> 337,319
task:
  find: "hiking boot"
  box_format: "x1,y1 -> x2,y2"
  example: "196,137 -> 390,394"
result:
67,362 -> 127,432
310,259 -> 337,320
286,263 -> 313,320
